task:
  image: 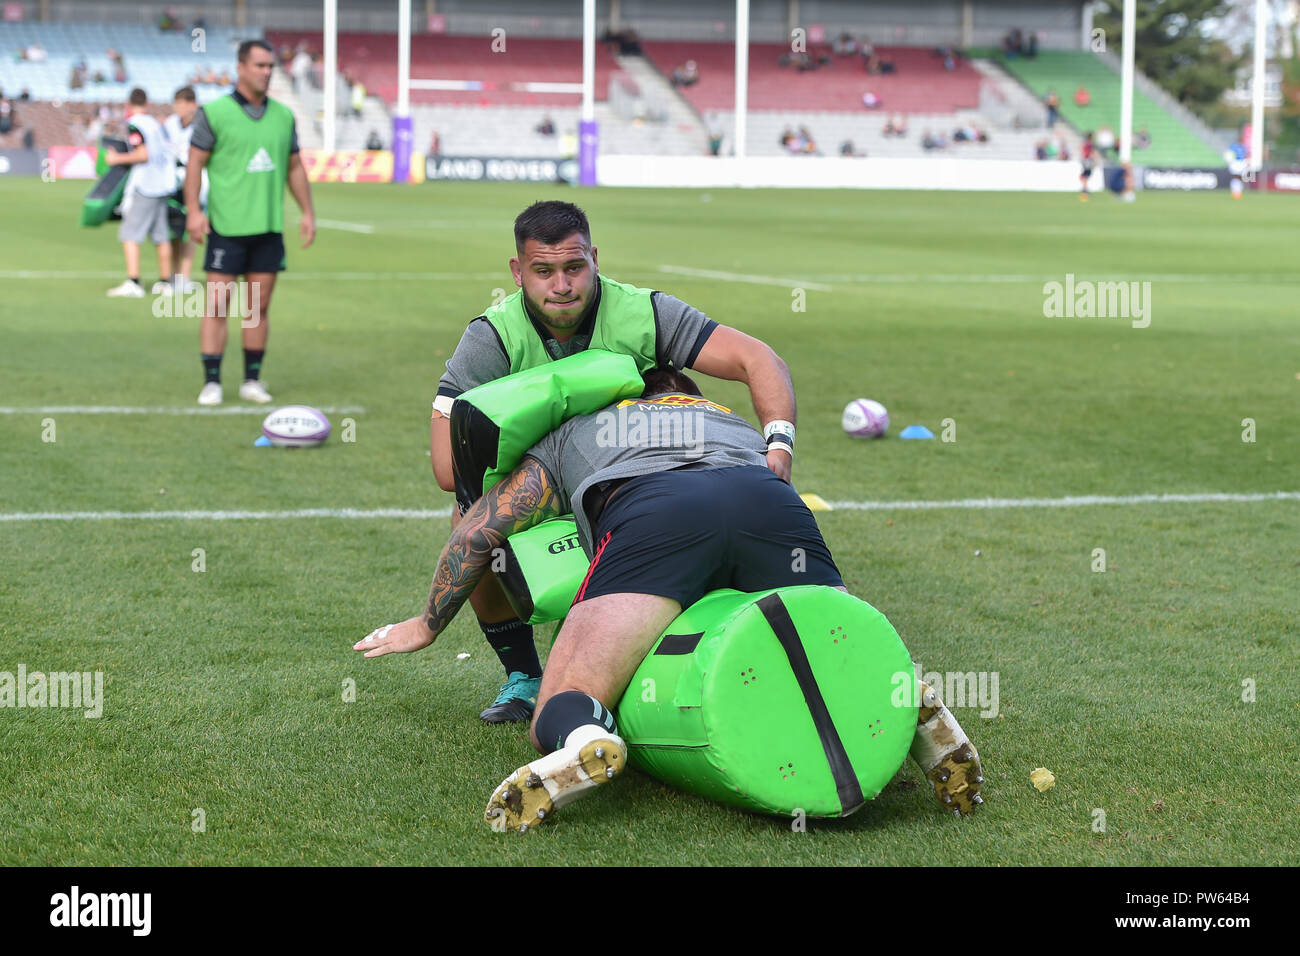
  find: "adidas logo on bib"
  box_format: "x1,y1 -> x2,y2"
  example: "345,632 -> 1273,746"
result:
246,147 -> 276,173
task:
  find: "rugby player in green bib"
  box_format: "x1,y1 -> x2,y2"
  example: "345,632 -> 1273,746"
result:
184,39 -> 316,406
430,202 -> 800,724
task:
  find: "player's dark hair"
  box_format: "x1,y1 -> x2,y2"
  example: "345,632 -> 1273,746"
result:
128,87 -> 147,106
514,201 -> 591,252
641,367 -> 703,398
238,39 -> 274,63
174,86 -> 196,102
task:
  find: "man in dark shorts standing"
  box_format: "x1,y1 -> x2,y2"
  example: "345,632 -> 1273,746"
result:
184,39 -> 316,406
355,368 -> 986,830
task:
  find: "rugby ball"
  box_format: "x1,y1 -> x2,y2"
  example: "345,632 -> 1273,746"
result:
262,405 -> 331,447
842,398 -> 889,439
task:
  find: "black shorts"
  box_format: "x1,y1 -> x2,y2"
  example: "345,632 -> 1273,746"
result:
573,464 -> 844,609
204,229 -> 286,275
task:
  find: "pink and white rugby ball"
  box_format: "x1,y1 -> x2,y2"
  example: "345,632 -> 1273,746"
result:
842,399 -> 889,439
262,405 -> 331,447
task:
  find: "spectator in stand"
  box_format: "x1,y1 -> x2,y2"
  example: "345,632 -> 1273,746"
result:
158,7 -> 178,31
922,129 -> 948,151
203,67 -> 217,85
839,139 -> 856,156
429,130 -> 440,156
218,70 -> 232,86
0,96 -> 13,135
70,60 -> 87,90
1044,90 -> 1060,128
670,60 -> 699,87
1025,33 -> 1038,58
108,48 -> 127,83
779,127 -> 795,150
535,115 -> 556,136
862,90 -> 882,110
291,45 -> 313,93
350,76 -> 367,118
1074,86 -> 1091,107
365,130 -> 384,151
1134,127 -> 1151,150
708,125 -> 724,156
1003,29 -> 1023,58
26,42 -> 47,62
834,33 -> 858,57
935,44 -> 956,71
798,126 -> 818,154
1095,125 -> 1116,157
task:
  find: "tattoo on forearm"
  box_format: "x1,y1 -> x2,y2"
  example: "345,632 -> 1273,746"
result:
423,459 -> 559,636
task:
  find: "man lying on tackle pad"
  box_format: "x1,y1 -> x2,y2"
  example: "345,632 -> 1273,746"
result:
355,367 -> 984,831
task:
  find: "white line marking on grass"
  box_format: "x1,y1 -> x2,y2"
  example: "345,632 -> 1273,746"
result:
0,508 -> 456,523
0,406 -> 366,415
3,492 -> 1295,523
0,270 -> 502,281
315,218 -> 376,234
657,265 -> 834,292
826,492 -> 1300,511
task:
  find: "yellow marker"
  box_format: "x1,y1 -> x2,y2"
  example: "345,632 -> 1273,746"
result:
1030,767 -> 1056,792
799,493 -> 832,512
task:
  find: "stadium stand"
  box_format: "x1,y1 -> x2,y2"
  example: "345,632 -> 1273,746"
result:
264,31 -> 618,107
990,50 -> 1225,168
0,22 -> 258,106
640,41 -> 982,114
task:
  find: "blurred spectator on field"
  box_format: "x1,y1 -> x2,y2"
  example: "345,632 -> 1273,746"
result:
535,114 -> 556,136
671,60 -> 699,87
882,114 -> 907,137
833,33 -> 858,57
1134,127 -> 1151,150
365,129 -> 384,151
1044,90 -> 1060,128
1074,86 -> 1091,107
861,90 -> 882,109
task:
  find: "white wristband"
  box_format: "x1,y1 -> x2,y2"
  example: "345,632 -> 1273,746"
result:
432,394 -> 455,417
766,442 -> 793,459
763,419 -> 795,443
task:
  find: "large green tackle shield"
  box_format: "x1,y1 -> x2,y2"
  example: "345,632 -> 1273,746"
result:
79,138 -> 129,227
615,586 -> 917,818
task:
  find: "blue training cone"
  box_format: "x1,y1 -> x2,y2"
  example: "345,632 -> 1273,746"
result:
899,425 -> 935,440
254,435 -> 273,447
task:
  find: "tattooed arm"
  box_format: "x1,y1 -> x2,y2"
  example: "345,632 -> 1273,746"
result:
354,457 -> 562,658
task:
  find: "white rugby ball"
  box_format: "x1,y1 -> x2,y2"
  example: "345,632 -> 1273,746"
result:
262,405 -> 331,447
842,398 -> 889,439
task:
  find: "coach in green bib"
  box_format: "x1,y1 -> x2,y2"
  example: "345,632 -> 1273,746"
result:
430,201 -> 800,726
184,39 -> 316,408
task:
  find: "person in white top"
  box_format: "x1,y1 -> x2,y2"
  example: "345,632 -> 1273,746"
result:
163,86 -> 206,292
104,88 -> 177,298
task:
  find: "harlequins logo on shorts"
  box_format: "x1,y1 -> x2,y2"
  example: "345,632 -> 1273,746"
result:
245,147 -> 276,173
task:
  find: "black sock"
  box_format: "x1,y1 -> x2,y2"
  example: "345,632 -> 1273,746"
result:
243,349 -> 265,382
201,353 -> 222,385
478,618 -> 540,680
534,691 -> 617,755
127,276 -> 140,285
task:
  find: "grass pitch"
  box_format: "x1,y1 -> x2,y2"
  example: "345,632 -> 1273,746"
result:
1,179 -> 1297,866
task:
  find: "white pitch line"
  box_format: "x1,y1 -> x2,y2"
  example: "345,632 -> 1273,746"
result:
0,270 -> 503,281
657,265 -> 834,292
826,491 -> 1300,511
314,218 -> 376,234
0,508 -> 455,523
2,492 -> 1295,523
0,406 -> 366,415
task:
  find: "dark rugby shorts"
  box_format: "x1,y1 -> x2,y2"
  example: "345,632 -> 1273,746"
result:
204,229 -> 286,275
572,464 -> 843,609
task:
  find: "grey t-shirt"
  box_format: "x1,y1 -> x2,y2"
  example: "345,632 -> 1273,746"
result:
190,90 -> 300,154
523,392 -> 769,556
435,287 -> 718,404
